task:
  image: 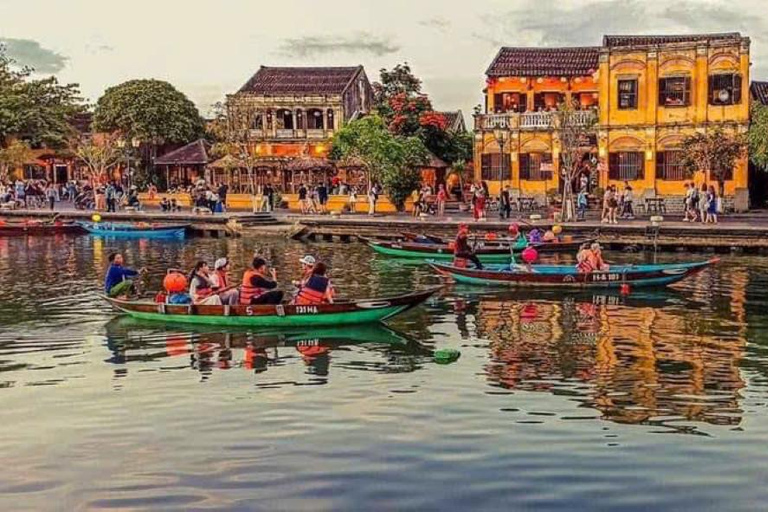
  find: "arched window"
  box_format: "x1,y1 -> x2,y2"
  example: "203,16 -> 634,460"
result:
276,109 -> 294,129
307,108 -> 324,129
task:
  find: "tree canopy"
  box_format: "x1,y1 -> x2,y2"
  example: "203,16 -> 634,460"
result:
372,63 -> 471,166
0,45 -> 84,148
93,79 -> 204,144
680,128 -> 746,193
330,115 -> 428,210
749,103 -> 768,170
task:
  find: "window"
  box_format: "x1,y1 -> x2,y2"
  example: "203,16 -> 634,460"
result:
520,153 -> 553,181
609,152 -> 644,181
709,73 -> 742,105
533,93 -> 565,112
618,79 -> 638,109
493,92 -> 526,113
481,153 -> 511,181
659,77 -> 691,107
656,151 -> 685,181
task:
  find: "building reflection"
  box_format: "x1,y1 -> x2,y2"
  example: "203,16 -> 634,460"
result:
467,277 -> 748,430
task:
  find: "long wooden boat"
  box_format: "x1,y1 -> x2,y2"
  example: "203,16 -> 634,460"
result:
362,236 -> 592,262
0,220 -> 85,236
78,221 -> 188,239
429,259 -> 718,288
104,287 -> 439,327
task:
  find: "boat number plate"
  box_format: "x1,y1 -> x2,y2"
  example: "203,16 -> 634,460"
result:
295,306 -> 318,314
590,273 -> 621,282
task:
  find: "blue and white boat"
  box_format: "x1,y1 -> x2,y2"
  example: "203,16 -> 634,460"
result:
429,259 -> 718,289
77,222 -> 188,239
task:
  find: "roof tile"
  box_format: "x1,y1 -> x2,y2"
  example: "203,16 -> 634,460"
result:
486,47 -> 601,77
752,81 -> 768,106
238,66 -> 362,95
155,139 -> 210,166
603,33 -> 742,47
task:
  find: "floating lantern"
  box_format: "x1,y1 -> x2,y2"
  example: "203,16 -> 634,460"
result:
521,247 -> 538,264
91,213 -> 102,223
552,225 -> 562,235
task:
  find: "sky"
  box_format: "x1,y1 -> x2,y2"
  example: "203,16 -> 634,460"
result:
1,0 -> 766,117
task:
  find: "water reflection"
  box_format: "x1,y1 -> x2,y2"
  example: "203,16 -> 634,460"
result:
451,287 -> 747,432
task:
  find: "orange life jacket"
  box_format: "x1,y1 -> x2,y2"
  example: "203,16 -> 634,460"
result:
294,275 -> 330,305
191,274 -> 213,302
240,269 -> 267,304
215,269 -> 229,288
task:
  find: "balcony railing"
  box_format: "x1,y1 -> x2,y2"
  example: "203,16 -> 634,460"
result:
247,128 -> 335,141
475,110 -> 597,131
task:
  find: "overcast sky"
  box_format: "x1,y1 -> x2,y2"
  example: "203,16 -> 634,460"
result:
1,0 -> 766,117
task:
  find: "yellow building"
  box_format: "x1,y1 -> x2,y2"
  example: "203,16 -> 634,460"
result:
475,33 -> 751,210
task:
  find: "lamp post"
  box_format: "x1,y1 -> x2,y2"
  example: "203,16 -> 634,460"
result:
492,127 -> 508,219
117,138 -> 141,189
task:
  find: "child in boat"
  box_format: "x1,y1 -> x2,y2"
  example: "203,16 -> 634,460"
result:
104,253 -> 144,298
293,262 -> 335,305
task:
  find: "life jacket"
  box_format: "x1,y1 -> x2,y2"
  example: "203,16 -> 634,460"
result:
215,269 -> 229,288
240,269 -> 267,304
294,275 -> 330,305
191,274 -> 213,302
576,250 -> 594,273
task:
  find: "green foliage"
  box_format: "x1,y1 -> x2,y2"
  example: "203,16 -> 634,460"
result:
680,128 -> 746,191
330,115 -> 428,210
0,139 -> 32,180
0,45 -> 85,148
372,62 -> 423,110
749,103 -> 768,170
93,79 -> 204,144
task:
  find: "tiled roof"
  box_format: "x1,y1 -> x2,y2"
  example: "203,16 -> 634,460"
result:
752,81 -> 768,106
439,110 -> 467,132
603,33 -> 742,47
155,139 -> 210,166
486,47 -> 601,77
238,66 -> 362,95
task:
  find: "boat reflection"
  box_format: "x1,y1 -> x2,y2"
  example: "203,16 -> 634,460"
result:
103,318 -> 433,381
454,288 -> 747,433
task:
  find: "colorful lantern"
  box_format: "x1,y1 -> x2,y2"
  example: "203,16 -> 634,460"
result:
521,247 -> 538,264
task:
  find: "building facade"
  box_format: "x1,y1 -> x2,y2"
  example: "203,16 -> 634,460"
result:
475,33 -> 751,210
225,66 -> 373,191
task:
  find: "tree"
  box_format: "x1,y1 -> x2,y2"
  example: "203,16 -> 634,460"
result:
0,45 -> 85,148
93,79 -> 204,170
372,63 -> 470,166
331,115 -> 428,210
554,102 -> 597,221
72,135 -> 122,183
748,102 -> 768,170
679,128 -> 746,197
208,101 -> 262,195
0,139 -> 33,181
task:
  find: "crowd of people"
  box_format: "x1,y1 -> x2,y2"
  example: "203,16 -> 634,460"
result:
683,182 -> 720,224
104,252 -> 335,307
0,179 -> 141,212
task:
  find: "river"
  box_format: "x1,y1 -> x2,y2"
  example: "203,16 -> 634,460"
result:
1,235 -> 768,511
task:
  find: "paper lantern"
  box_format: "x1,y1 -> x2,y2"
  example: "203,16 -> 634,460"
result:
543,230 -> 556,241
552,225 -> 562,235
91,213 -> 102,223
521,247 -> 538,264
485,232 -> 497,241
163,272 -> 188,293
508,223 -> 519,235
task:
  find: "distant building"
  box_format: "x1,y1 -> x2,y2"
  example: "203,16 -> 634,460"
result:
475,33 -> 751,210
224,66 -> 373,191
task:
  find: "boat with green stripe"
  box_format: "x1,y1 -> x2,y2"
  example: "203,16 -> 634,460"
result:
104,287 -> 439,327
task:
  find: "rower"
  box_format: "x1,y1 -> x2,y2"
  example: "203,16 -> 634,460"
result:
104,252 -> 145,298
189,261 -> 222,305
291,255 -> 316,288
240,257 -> 284,305
576,242 -> 610,273
212,258 -> 239,306
453,224 -> 483,269
293,262 -> 335,305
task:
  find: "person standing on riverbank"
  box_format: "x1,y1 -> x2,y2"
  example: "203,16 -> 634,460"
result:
698,183 -> 708,223
368,184 -> 378,216
436,184 -> 447,217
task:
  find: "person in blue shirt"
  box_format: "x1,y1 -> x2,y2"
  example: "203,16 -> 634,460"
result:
104,252 -> 144,298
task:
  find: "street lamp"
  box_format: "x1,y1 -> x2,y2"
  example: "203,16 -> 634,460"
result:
492,126 -> 508,219
117,138 -> 141,188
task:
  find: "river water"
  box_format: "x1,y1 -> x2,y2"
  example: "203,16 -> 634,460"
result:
1,234 -> 768,511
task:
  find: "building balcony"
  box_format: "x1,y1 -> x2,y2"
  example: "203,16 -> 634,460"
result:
248,128 -> 335,141
475,110 -> 597,131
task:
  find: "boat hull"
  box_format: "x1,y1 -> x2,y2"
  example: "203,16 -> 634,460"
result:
429,260 -> 717,289
105,288 -> 439,327
0,223 -> 85,236
78,222 -> 188,239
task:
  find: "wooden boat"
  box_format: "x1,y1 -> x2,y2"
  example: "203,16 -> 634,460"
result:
429,259 -> 718,289
104,287 -> 440,327
78,221 -> 188,239
0,220 -> 85,236
362,236 -> 592,262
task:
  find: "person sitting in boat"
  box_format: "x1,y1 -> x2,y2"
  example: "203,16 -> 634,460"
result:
291,255 -> 316,288
104,253 -> 145,298
293,262 -> 335,305
189,261 -> 223,305
576,242 -> 610,273
240,257 -> 284,305
211,258 -> 239,306
454,224 -> 483,269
